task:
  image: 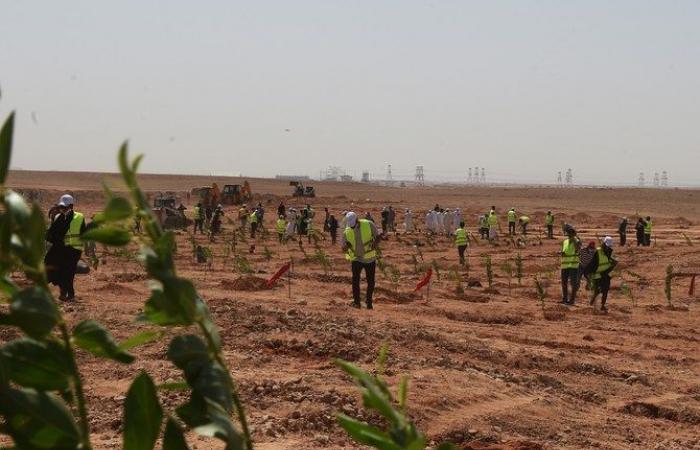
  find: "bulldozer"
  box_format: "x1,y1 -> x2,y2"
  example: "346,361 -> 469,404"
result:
290,181 -> 315,198
221,181 -> 252,205
152,192 -> 191,229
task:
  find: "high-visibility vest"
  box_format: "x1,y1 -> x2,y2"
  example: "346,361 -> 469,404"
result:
344,220 -> 376,261
545,214 -> 554,225
520,216 -> 530,224
487,213 -> 498,228
644,220 -> 652,234
193,206 -> 203,220
507,210 -> 516,223
561,238 -> 579,270
592,248 -> 612,280
250,211 -> 258,224
276,218 -> 286,233
64,212 -> 84,250
455,228 -> 468,247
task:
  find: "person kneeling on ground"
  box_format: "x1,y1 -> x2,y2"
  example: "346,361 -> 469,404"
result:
341,211 -> 381,310
589,236 -> 618,312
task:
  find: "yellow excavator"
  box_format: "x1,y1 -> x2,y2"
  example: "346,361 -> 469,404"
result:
191,181 -> 252,207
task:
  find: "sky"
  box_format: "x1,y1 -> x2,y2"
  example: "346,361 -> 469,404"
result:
1,1 -> 699,186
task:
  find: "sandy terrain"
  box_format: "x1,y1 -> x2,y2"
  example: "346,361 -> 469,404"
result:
2,170 -> 700,450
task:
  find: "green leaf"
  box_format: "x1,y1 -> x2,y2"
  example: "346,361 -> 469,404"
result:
337,414 -> 400,450
124,372 -> 163,450
163,417 -> 190,450
167,335 -> 209,376
104,196 -> 133,222
82,226 -> 131,246
143,278 -> 197,326
73,320 -> 135,364
23,204 -> 47,268
9,287 -> 57,339
0,112 -> 15,184
1,338 -> 71,390
158,381 -> 189,392
336,359 -> 403,426
119,330 -> 163,351
4,190 -> 30,223
0,386 -> 81,449
193,399 -> 243,449
191,362 -> 232,414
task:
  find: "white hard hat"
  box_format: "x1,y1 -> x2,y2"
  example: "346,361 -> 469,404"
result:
603,236 -> 614,247
58,194 -> 74,207
345,211 -> 358,227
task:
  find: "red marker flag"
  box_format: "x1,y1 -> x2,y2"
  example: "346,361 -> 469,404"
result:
266,262 -> 291,288
414,268 -> 433,292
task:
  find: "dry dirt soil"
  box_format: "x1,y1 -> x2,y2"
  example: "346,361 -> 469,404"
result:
3,171 -> 700,450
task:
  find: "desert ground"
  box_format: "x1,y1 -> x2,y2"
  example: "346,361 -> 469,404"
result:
3,170 -> 700,450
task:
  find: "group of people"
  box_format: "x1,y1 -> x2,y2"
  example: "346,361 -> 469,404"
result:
42,191 -> 654,314
559,226 -> 618,312
617,216 -> 653,247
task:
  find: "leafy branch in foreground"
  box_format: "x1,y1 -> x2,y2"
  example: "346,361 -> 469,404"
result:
117,143 -> 253,449
0,107 -> 252,450
0,112 -> 137,450
336,354 -> 455,450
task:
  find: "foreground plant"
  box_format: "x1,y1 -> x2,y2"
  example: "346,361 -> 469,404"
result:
0,110 -> 253,450
336,354 -> 455,450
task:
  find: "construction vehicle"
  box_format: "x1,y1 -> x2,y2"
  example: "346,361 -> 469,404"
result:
152,192 -> 192,229
290,181 -> 316,198
192,181 -> 252,207
221,181 -> 252,205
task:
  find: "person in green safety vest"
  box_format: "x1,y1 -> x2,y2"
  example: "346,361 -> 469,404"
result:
589,236 -> 618,312
275,215 -> 286,244
454,222 -> 469,266
193,202 -> 205,234
249,208 -> 259,238
45,194 -> 86,301
560,225 -> 581,305
507,208 -> 516,235
644,216 -> 653,247
487,209 -> 499,241
518,215 -> 530,235
544,211 -> 554,239
341,211 -> 381,310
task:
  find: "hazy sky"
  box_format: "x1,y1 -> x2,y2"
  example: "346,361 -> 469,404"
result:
1,1 -> 698,185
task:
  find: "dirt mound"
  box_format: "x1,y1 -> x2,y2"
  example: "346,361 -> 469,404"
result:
374,286 -> 420,304
112,272 -> 149,283
221,276 -> 272,291
446,310 -> 525,325
96,283 -> 141,295
621,402 -> 700,424
313,273 -> 353,284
